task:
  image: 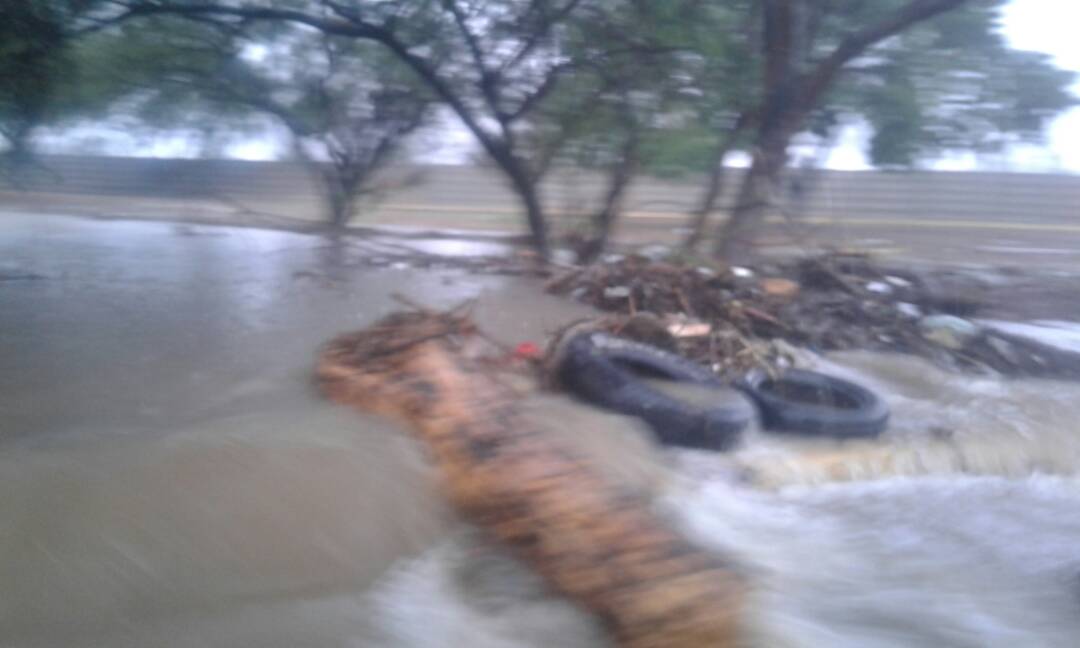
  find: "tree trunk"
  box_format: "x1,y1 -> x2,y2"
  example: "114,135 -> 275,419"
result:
712,132 -> 789,262
0,128 -> 37,184
292,141 -> 361,230
577,136 -> 639,264
321,172 -> 358,228
681,113 -> 751,253
681,147 -> 731,252
707,0 -> 973,263
500,154 -> 550,260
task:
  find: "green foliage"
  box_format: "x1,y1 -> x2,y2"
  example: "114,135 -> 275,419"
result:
838,0 -> 1078,167
0,1 -> 167,160
524,0 -> 750,178
4,0 -> 1076,178
534,0 -> 1075,175
0,1 -> 80,154
67,12 -> 433,221
641,127 -> 720,179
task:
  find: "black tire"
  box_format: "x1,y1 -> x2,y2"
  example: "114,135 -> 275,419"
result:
557,333 -> 751,451
738,369 -> 889,438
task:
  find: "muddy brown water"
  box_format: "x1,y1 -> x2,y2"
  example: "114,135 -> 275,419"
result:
2,214 -> 1079,647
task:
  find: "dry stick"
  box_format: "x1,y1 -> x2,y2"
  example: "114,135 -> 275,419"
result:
544,266 -> 586,293
813,258 -> 861,294
394,293 -> 517,356
727,326 -> 775,378
316,312 -> 746,647
676,290 -> 696,320
391,292 -> 476,317
743,305 -> 789,331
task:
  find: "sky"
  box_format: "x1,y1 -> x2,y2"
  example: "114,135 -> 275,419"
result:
39,0 -> 1080,173
991,0 -> 1080,171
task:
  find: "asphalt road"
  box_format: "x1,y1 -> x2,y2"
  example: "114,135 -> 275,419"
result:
4,178 -> 1080,269
366,202 -> 1080,269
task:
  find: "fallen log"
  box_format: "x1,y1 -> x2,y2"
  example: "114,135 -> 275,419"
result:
316,309 -> 745,647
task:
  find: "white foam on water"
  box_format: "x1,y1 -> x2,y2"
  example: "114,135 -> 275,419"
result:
982,319 -> 1080,354
361,351 -> 1080,648
676,474 -> 1080,648
360,473 -> 1080,648
4,215 -> 1079,647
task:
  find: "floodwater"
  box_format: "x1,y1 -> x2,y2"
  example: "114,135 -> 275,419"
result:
2,213 -> 1079,647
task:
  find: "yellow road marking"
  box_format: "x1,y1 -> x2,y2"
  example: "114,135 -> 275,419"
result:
378,203 -> 1080,233
793,216 -> 1080,233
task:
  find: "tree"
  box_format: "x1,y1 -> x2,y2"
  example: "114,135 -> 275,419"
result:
0,1 -> 63,165
708,0 -> 1076,261
0,1 -> 102,173
609,0 -> 1075,258
654,0 -> 758,252
97,17 -> 432,227
546,80 -> 646,263
100,0 -> 622,259
523,0 -> 689,262
843,4 -> 1077,168
23,0 -> 1076,261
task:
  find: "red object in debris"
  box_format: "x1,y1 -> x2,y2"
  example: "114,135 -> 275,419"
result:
514,341 -> 542,360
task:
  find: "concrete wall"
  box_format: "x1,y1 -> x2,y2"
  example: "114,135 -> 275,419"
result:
4,155 -> 1079,226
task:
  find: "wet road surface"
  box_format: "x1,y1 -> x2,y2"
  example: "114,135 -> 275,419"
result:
3,213 -> 1080,647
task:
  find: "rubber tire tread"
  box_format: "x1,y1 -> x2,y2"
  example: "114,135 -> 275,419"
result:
739,368 -> 889,438
558,333 -> 749,451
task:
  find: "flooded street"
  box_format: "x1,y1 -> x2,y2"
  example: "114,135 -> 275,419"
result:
2,214 -> 1079,647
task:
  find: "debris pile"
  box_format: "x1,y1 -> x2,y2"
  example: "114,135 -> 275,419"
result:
545,252 -> 1080,380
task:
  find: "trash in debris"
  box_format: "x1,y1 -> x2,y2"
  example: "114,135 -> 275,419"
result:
919,315 -> 981,350
552,249 -> 578,266
542,252 -> 1080,379
665,316 -> 713,339
514,341 -> 542,360
896,302 -> 923,318
760,278 -> 800,300
986,335 -> 1018,363
637,244 -> 672,261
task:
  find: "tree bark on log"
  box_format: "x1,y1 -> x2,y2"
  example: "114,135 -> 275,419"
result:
315,311 -> 745,647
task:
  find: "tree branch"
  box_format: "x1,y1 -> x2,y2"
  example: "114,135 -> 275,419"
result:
100,0 -> 551,217
440,0 -> 513,125
320,0 -> 363,23
501,0 -> 584,73
762,0 -> 795,92
505,61 -> 574,122
799,0 -> 970,110
373,33 -> 508,159
95,1 -> 507,152
95,1 -> 380,39
441,0 -> 489,74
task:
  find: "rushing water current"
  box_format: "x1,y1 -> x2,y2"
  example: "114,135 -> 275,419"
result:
2,214 -> 1078,647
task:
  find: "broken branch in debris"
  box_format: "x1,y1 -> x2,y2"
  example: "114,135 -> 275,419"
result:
545,252 -> 1080,380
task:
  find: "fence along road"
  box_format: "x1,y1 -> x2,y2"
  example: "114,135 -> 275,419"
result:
4,155 -> 1080,266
